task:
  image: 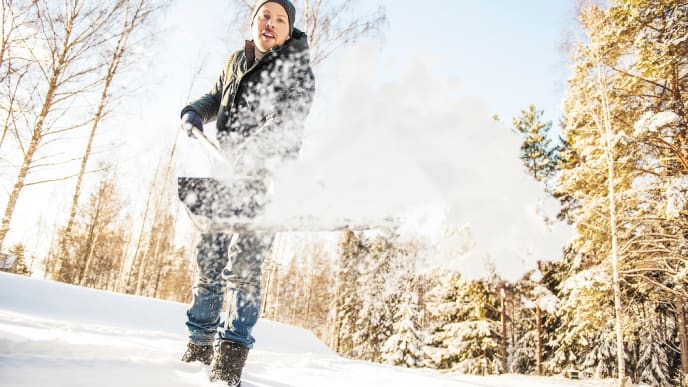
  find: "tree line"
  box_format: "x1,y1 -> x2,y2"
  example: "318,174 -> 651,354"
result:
260,2 -> 688,387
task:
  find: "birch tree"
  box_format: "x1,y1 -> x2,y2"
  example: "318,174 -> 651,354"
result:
57,0 -> 160,279
0,1 -> 132,251
0,0 -> 33,150
558,3 -> 631,384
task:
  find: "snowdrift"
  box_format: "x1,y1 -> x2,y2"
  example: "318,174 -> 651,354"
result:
0,273 -> 624,386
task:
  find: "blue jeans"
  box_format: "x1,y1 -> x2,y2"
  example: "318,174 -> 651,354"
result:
186,232 -> 274,349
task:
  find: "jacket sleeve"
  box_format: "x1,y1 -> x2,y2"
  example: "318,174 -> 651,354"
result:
180,55 -> 234,121
235,65 -> 315,176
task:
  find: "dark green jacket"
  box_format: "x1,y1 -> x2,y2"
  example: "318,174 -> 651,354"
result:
182,29 -> 315,175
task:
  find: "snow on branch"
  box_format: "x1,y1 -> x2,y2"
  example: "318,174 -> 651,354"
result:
633,111 -> 680,137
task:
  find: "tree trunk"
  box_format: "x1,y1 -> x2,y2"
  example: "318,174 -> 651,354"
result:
600,75 -> 626,387
536,305 -> 543,376
331,265 -> 342,352
607,128 -> 627,387
60,67 -> 112,264
77,192 -> 102,286
151,225 -> 169,298
0,2 -> 6,71
0,36 -> 71,251
261,260 -> 274,317
500,285 -> 508,373
116,221 -> 133,292
78,223 -> 100,287
417,274 -> 426,327
304,267 -> 314,328
332,306 -> 341,353
135,135 -> 178,295
272,266 -> 281,321
678,300 -> 688,380
126,157 -> 161,292
0,133 -> 39,252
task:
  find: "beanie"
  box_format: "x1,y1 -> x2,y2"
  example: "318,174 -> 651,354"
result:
252,0 -> 296,36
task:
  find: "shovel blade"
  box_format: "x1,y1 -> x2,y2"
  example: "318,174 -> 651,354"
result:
177,177 -> 267,220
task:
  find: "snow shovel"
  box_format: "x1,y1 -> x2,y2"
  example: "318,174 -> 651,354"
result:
177,127 -> 399,233
177,127 -> 268,224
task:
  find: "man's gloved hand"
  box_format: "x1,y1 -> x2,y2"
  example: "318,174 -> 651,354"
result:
181,110 -> 204,138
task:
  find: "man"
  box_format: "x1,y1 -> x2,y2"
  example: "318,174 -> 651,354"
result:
178,1 -> 314,385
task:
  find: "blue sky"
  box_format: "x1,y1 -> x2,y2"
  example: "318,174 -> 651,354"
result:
151,0 -> 577,129
373,0 -> 576,126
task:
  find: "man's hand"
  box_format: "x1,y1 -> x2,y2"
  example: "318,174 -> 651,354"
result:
181,111 -> 204,138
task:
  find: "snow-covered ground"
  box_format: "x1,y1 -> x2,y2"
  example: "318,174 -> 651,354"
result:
0,272 -> 622,387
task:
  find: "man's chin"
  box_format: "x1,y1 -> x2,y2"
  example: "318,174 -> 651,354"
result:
256,42 -> 275,52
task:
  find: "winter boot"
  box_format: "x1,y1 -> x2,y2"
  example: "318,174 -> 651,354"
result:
209,341 -> 250,386
181,342 -> 214,365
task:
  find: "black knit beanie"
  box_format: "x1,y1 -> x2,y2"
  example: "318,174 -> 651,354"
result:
252,0 -> 296,36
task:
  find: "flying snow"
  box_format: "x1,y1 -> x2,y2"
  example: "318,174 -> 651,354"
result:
176,44 -> 573,281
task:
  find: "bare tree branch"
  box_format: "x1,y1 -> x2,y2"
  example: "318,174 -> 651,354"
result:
24,166 -> 108,187
230,0 -> 386,66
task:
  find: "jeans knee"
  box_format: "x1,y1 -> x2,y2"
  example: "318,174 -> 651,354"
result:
224,269 -> 261,293
194,276 -> 227,294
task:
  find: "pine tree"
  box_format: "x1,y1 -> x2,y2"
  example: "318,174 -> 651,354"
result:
550,266 -> 617,377
425,270 -> 462,369
332,231 -> 366,356
353,234 -> 403,362
629,310 -> 672,386
382,277 -> 425,368
513,104 -> 559,187
426,272 -> 502,374
510,273 -> 559,376
511,104 -> 562,376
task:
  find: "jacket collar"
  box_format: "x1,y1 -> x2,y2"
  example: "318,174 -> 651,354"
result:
244,40 -> 257,67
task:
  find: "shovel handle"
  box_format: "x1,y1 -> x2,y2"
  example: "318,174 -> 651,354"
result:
188,126 -> 231,164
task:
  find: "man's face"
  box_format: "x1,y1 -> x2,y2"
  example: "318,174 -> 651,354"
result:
252,2 -> 290,53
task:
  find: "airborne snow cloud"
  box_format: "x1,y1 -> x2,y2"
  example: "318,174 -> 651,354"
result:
177,44 -> 572,281
273,45 -> 571,280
